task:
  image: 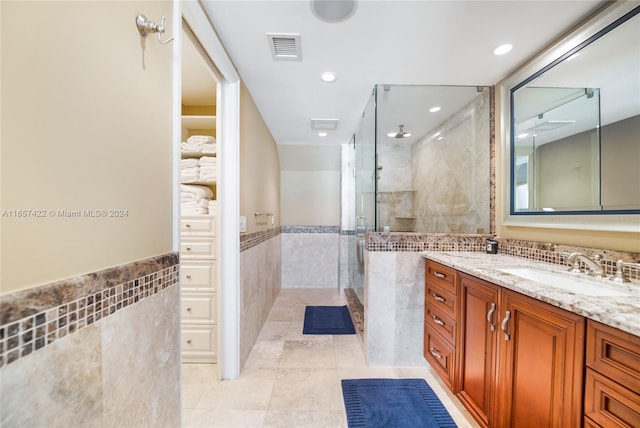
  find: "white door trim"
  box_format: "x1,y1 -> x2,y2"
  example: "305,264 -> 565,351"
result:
179,0 -> 241,380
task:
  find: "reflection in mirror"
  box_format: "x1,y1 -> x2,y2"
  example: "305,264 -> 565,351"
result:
510,7 -> 640,214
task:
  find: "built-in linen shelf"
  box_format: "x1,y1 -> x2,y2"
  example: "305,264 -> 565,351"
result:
182,115 -> 216,130
181,180 -> 217,186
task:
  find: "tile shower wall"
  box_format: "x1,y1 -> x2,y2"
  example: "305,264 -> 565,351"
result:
281,226 -> 340,289
240,228 -> 282,368
411,89 -> 491,233
0,253 -> 180,427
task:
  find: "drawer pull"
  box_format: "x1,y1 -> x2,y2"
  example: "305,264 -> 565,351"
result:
186,274 -> 192,279
186,247 -> 192,251
433,293 -> 446,303
433,271 -> 446,279
186,339 -> 192,344
487,302 -> 496,332
430,347 -> 443,360
432,315 -> 445,327
186,224 -> 191,228
501,310 -> 511,341
186,307 -> 192,312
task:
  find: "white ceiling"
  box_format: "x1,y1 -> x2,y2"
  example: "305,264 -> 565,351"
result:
197,0 -> 610,170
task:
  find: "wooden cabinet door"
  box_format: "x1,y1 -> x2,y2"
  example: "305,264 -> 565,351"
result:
497,290 -> 585,428
457,274 -> 499,428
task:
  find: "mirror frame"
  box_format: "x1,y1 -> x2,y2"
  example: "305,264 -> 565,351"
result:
499,1 -> 640,232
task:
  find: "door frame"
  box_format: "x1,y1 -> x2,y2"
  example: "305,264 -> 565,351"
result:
174,1 -> 241,380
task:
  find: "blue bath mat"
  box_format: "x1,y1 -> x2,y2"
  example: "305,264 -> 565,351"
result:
303,305 -> 355,335
341,378 -> 457,427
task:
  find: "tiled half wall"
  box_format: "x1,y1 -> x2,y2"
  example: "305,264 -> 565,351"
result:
0,253 -> 181,427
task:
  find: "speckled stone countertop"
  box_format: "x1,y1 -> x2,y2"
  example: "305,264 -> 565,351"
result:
422,251 -> 640,337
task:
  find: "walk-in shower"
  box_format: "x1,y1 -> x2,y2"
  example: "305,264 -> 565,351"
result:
345,84 -> 492,309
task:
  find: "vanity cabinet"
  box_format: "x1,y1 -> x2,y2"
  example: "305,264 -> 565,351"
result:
423,260 -> 458,390
584,320 -> 640,427
427,267 -> 585,428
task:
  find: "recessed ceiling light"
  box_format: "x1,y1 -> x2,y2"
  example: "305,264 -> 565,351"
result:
318,132 -> 328,137
320,72 -> 336,82
429,106 -> 441,113
493,43 -> 513,56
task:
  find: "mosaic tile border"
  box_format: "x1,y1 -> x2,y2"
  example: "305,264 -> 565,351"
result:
240,226 -> 281,252
366,232 -> 493,253
281,225 -> 341,234
365,232 -> 640,281
0,253 -> 179,368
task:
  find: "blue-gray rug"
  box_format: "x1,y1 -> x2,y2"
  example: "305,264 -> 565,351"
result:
303,305 -> 355,335
341,378 -> 457,428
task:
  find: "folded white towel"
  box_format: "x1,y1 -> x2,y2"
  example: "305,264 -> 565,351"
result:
187,135 -> 216,145
201,143 -> 217,154
199,173 -> 217,183
182,206 -> 209,215
181,159 -> 199,168
199,156 -> 217,165
181,184 -> 214,199
180,142 -> 201,154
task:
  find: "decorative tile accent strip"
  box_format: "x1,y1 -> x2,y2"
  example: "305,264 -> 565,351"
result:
0,253 -> 179,368
281,225 -> 341,234
344,288 -> 364,338
364,232 -> 640,281
497,238 -> 640,281
488,86 -> 496,235
340,229 -> 356,236
240,226 -> 281,252
366,232 -> 492,253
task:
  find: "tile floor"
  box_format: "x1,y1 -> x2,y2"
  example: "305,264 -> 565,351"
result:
182,288 -> 480,428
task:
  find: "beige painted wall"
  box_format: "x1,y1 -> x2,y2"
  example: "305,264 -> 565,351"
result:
281,170 -> 341,225
239,84 -> 281,233
495,87 -> 640,252
1,1 -> 174,294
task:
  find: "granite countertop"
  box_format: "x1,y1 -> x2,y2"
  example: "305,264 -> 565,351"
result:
421,251 -> 640,337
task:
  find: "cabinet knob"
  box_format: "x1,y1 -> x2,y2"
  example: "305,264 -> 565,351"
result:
430,347 -> 443,360
186,307 -> 192,312
186,274 -> 192,279
186,247 -> 192,251
186,339 -> 192,344
186,224 -> 191,228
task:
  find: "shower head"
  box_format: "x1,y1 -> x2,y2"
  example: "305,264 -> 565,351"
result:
387,125 -> 411,139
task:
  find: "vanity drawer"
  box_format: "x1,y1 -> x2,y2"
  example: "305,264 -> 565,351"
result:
584,369 -> 640,427
181,326 -> 217,363
180,237 -> 216,258
426,282 -> 457,318
425,305 -> 456,345
181,261 -> 216,291
181,293 -> 216,323
424,326 -> 456,390
586,320 -> 640,392
425,260 -> 457,295
181,215 -> 216,235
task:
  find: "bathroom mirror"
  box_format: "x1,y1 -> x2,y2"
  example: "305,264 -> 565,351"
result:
500,2 -> 640,231
510,5 -> 639,215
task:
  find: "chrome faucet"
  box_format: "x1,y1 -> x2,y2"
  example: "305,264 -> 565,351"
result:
566,252 -> 604,277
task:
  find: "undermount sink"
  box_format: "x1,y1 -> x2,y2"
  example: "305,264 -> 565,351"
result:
498,267 -> 630,297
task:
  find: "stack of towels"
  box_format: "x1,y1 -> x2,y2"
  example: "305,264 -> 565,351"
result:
181,135 -> 216,156
180,157 -> 217,183
181,184 -> 215,215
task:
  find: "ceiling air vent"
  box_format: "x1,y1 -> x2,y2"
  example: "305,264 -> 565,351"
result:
267,33 -> 302,60
311,118 -> 339,130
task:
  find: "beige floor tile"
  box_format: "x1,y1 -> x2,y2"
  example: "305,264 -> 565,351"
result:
183,408 -> 266,428
332,336 -> 367,368
278,340 -> 337,368
268,368 -> 343,411
195,367 -> 277,411
243,340 -> 286,370
262,410 -> 346,428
